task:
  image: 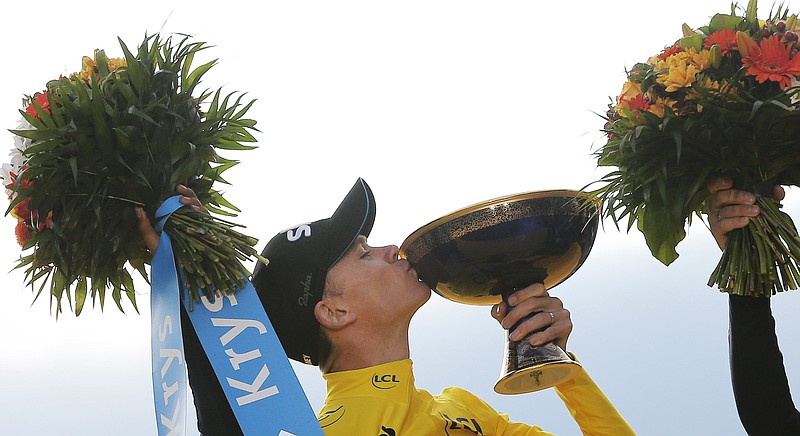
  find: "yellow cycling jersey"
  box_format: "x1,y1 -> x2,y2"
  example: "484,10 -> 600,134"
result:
317,358 -> 634,435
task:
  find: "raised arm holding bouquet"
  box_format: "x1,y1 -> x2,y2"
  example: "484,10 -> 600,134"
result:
587,0 -> 800,298
707,178 -> 800,434
2,34 -> 324,435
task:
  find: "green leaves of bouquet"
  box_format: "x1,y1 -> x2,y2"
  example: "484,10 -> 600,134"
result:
586,0 -> 800,297
5,34 -> 266,315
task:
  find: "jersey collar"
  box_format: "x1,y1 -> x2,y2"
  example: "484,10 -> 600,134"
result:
323,359 -> 415,401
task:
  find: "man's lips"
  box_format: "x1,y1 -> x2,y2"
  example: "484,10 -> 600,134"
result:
401,259 -> 420,279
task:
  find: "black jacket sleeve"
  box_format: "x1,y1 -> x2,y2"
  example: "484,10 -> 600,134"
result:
728,294 -> 800,436
180,305 -> 244,436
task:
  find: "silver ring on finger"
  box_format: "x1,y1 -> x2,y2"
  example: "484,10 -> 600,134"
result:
548,311 -> 556,325
716,209 -> 723,221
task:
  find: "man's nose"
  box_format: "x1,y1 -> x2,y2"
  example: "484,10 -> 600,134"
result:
382,244 -> 400,261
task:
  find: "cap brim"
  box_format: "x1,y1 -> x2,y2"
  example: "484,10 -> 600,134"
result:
326,177 -> 376,266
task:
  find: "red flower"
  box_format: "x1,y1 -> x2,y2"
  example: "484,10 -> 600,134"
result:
25,92 -> 51,119
37,211 -> 53,232
658,45 -> 684,60
742,35 -> 800,89
703,29 -> 738,55
626,94 -> 651,112
7,169 -> 33,192
15,221 -> 31,246
14,197 -> 31,220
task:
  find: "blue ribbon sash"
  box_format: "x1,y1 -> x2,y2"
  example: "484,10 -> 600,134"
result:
150,196 -> 322,435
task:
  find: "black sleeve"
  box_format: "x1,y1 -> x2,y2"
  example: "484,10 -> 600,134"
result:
728,294 -> 800,436
180,305 -> 244,436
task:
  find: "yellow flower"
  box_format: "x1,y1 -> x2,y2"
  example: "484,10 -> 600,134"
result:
695,76 -> 739,104
690,48 -> 711,71
655,48 -> 711,92
647,98 -> 667,117
107,57 -> 127,73
647,97 -> 675,118
73,55 -> 127,82
698,77 -> 723,92
657,58 -> 699,92
79,56 -> 97,82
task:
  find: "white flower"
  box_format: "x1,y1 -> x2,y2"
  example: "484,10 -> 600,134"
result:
2,118 -> 36,199
1,163 -> 15,198
12,119 -> 34,154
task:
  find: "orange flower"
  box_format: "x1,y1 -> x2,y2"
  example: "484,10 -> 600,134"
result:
617,80 -> 647,112
742,35 -> 800,89
703,29 -> 738,55
25,92 -> 51,119
658,45 -> 684,60
15,221 -> 31,246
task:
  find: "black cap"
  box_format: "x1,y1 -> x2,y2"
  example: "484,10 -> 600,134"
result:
251,178 -> 376,365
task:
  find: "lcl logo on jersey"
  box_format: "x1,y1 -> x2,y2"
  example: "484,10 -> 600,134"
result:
371,373 -> 400,390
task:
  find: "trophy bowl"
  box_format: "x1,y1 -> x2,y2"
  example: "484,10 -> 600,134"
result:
399,190 -> 599,394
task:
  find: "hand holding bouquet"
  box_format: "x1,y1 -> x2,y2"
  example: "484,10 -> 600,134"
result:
587,0 -> 800,297
2,34 -> 266,315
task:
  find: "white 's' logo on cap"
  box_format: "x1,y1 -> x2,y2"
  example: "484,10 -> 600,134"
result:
286,224 -> 311,242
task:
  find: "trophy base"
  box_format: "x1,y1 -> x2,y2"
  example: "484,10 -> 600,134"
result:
493,341 -> 582,394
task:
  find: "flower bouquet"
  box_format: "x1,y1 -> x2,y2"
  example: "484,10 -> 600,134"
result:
586,0 -> 800,298
2,34 -> 266,315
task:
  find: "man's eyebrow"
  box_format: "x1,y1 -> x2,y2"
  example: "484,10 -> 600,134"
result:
344,235 -> 368,256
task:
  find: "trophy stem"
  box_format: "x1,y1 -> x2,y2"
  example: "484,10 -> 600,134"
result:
494,289 -> 582,395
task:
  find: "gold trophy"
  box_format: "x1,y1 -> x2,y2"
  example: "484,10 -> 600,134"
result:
399,190 -> 598,394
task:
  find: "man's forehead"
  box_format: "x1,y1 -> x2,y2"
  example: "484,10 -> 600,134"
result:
346,235 -> 368,252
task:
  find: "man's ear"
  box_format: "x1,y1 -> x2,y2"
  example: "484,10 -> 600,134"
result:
315,299 -> 356,330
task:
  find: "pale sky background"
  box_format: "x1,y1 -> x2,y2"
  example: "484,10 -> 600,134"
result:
2,1 -> 799,435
